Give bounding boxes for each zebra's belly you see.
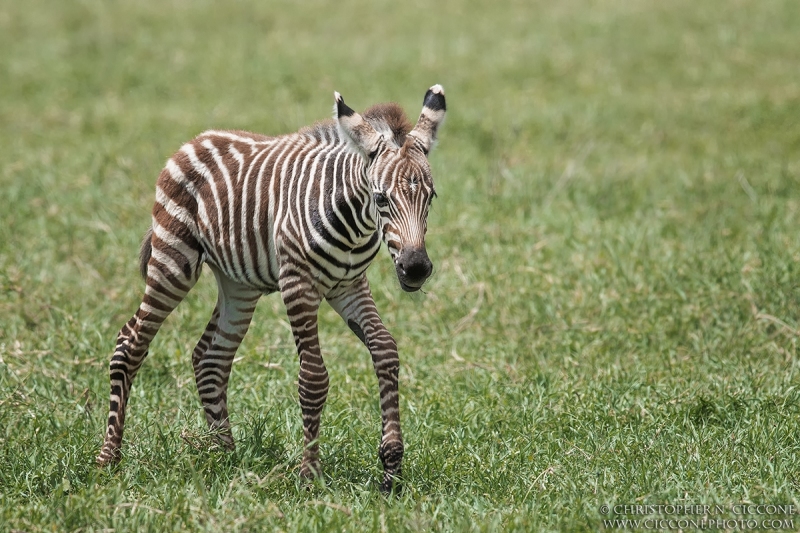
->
[200,237,281,293]
[201,234,380,296]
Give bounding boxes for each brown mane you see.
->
[362,103,413,147]
[300,101,413,149]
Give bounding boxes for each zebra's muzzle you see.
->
[395,247,433,292]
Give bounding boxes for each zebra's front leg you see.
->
[280,273,327,479]
[328,276,403,493]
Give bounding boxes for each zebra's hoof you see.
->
[214,434,236,452]
[380,475,402,496]
[300,464,324,492]
[96,447,121,467]
[299,462,323,481]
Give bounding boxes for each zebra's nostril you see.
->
[404,261,430,280]
[396,248,432,283]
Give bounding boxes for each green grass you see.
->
[2,0,800,530]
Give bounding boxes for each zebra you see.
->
[96,85,446,493]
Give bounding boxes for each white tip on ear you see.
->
[430,84,445,95]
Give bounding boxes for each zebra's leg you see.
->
[328,276,403,494]
[191,270,261,449]
[97,234,201,466]
[279,269,326,479]
[191,305,220,380]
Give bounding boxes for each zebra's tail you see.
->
[139,227,153,280]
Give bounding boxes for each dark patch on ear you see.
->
[336,95,355,118]
[423,89,446,112]
[347,319,367,345]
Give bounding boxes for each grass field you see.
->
[2,0,800,530]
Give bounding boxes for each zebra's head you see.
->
[335,85,446,292]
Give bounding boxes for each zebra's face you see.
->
[335,84,446,293]
[371,147,436,292]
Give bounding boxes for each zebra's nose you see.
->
[396,247,433,289]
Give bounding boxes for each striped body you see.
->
[98,86,447,493]
[157,127,381,294]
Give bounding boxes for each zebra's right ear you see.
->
[334,92,382,159]
[405,84,446,155]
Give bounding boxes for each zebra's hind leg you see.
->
[97,233,201,466]
[191,269,261,449]
[328,276,403,494]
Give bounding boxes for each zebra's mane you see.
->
[362,103,413,148]
[302,102,413,149]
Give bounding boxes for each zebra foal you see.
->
[97,85,447,492]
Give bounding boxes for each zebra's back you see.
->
[152,127,380,295]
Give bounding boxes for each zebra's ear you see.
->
[405,84,446,155]
[334,92,382,159]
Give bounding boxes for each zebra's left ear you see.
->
[334,92,382,159]
[405,84,446,155]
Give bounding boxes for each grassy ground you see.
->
[2,0,800,530]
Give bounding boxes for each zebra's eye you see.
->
[374,192,389,208]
